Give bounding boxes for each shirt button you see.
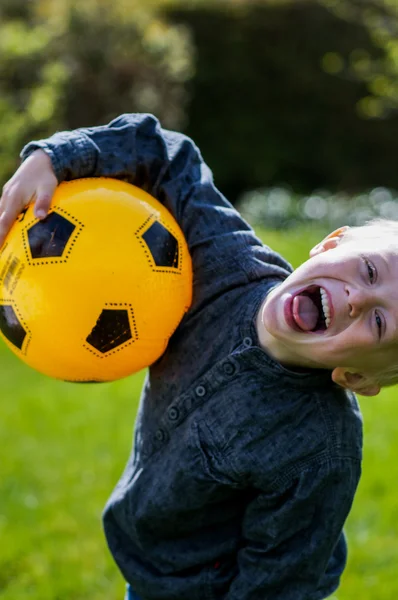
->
[168,406,180,421]
[195,385,206,397]
[243,337,253,347]
[222,362,235,376]
[155,429,166,442]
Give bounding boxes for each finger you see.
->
[0,184,25,246]
[0,183,24,220]
[0,210,18,247]
[0,185,11,218]
[34,183,57,219]
[0,197,6,219]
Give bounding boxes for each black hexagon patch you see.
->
[86,309,132,353]
[142,221,179,268]
[0,304,27,349]
[28,212,76,259]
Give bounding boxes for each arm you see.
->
[19,113,255,260]
[225,458,360,600]
[2,113,245,254]
[1,113,291,299]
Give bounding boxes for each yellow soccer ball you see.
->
[0,178,192,382]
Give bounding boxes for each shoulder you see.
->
[198,372,362,488]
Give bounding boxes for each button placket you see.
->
[155,429,166,442]
[167,406,180,421]
[243,336,253,348]
[195,385,206,397]
[222,361,236,376]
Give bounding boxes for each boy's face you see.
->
[258,226,398,395]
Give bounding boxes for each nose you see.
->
[346,285,375,317]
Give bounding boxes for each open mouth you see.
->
[289,285,332,333]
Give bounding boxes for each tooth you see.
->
[320,288,331,328]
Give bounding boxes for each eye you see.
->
[363,257,377,284]
[375,311,383,339]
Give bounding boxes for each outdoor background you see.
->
[1,0,398,598]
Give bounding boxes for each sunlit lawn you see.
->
[0,224,397,599]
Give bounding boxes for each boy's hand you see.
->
[0,149,57,247]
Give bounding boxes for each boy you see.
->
[2,112,394,599]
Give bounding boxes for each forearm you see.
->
[19,113,290,305]
[21,113,257,263]
[21,113,196,199]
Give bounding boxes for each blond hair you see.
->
[349,218,398,388]
[349,218,398,241]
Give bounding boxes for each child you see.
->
[3,112,396,599]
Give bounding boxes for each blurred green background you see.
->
[2,0,398,598]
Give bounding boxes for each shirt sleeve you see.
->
[21,113,292,306]
[225,458,360,600]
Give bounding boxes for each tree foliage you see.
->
[2,0,398,198]
[0,0,193,184]
[171,0,398,200]
[319,0,398,117]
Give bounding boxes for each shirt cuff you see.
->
[20,131,97,182]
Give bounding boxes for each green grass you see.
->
[0,352,144,599]
[1,224,397,599]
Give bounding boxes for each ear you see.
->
[310,226,350,258]
[331,367,380,397]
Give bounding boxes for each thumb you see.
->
[34,182,57,219]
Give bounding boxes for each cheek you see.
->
[321,332,370,364]
[334,339,376,370]
[293,253,348,281]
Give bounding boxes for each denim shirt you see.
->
[22,114,363,600]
